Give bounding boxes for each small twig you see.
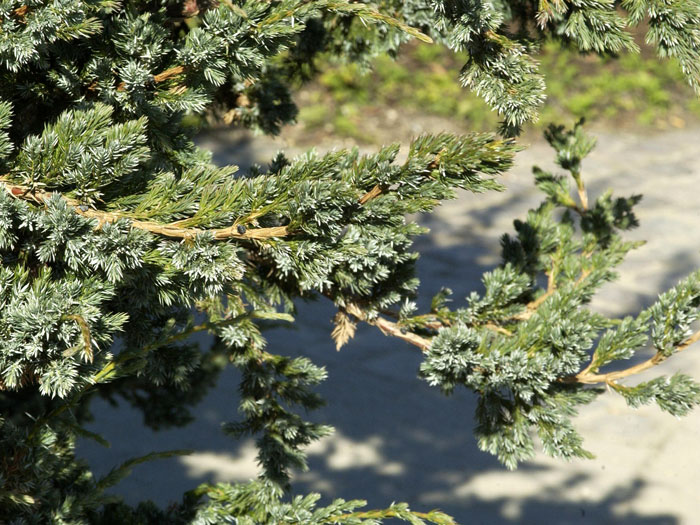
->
[483,322,513,336]
[528,269,557,310]
[358,184,383,204]
[358,149,446,205]
[572,171,589,211]
[576,188,588,212]
[86,65,187,92]
[426,147,447,171]
[511,261,590,322]
[327,509,447,523]
[62,314,94,363]
[346,304,432,352]
[573,267,591,287]
[116,65,186,92]
[423,319,447,330]
[567,329,700,385]
[392,311,451,331]
[510,278,555,321]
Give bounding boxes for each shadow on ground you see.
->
[77,126,700,524]
[77,237,689,524]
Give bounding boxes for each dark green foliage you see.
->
[222,352,333,488]
[1,0,700,522]
[13,104,149,203]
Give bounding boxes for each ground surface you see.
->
[78,124,700,524]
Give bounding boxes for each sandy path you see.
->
[78,127,700,524]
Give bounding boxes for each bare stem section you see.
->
[346,304,432,352]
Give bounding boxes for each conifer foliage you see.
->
[1,0,700,522]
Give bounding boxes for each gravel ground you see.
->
[78,126,700,524]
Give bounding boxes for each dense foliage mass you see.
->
[1,0,700,523]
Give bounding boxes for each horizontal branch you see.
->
[1,180,288,240]
[2,163,407,240]
[483,322,513,336]
[356,149,446,205]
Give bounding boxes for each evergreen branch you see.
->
[263,0,432,43]
[2,136,454,242]
[536,0,567,28]
[87,65,188,93]
[1,180,290,240]
[569,329,700,385]
[509,291,553,322]
[95,449,192,491]
[395,311,511,337]
[380,309,506,337]
[27,310,290,442]
[4,0,700,514]
[357,148,447,205]
[511,265,591,322]
[531,264,558,310]
[92,310,293,384]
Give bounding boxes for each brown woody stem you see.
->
[116,65,186,91]
[62,314,94,363]
[572,171,589,211]
[358,184,382,204]
[567,329,700,385]
[346,304,432,352]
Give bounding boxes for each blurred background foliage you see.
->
[291,38,700,144]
